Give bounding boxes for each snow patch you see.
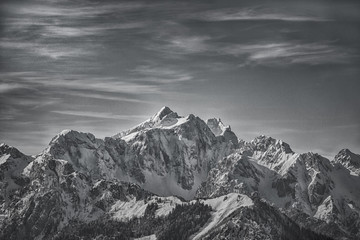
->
[193,193,253,239]
[0,154,10,165]
[134,234,157,240]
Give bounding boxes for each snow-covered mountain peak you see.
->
[46,130,102,174]
[145,106,180,126]
[0,143,33,206]
[49,129,97,146]
[0,143,27,160]
[298,152,333,173]
[248,135,293,154]
[206,118,228,136]
[113,107,183,138]
[206,118,239,148]
[235,136,297,174]
[335,148,359,163]
[251,135,275,147]
[1,109,360,239]
[151,106,175,121]
[334,148,360,176]
[252,134,274,145]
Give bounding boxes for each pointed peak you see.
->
[56,129,90,137]
[0,143,8,148]
[253,135,274,142]
[206,118,231,136]
[0,143,16,151]
[335,148,359,160]
[206,118,227,128]
[251,135,293,154]
[152,106,175,121]
[334,148,360,174]
[206,118,223,125]
[54,129,80,138]
[59,129,73,136]
[187,113,196,120]
[50,129,96,145]
[0,143,26,159]
[0,143,12,152]
[338,148,353,155]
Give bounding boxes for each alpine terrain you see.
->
[0,107,359,240]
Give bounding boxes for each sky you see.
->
[0,0,359,158]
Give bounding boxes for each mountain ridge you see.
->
[0,107,359,240]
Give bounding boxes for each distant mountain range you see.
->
[1,107,359,240]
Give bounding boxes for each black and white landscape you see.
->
[1,107,360,239]
[1,0,360,239]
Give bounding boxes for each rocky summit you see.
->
[0,107,359,240]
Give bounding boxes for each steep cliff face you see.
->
[197,195,333,240]
[1,146,154,239]
[197,136,360,239]
[43,107,233,200]
[0,107,359,240]
[0,144,33,215]
[206,118,239,148]
[334,149,360,176]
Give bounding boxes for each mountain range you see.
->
[1,107,359,240]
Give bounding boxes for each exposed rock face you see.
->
[0,144,32,211]
[334,148,360,176]
[0,108,359,240]
[206,118,239,148]
[1,147,154,239]
[197,136,360,239]
[199,196,333,240]
[42,107,234,200]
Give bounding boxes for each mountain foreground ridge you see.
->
[0,106,359,240]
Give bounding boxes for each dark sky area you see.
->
[0,0,359,157]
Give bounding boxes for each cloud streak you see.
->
[1,73,163,95]
[131,65,195,83]
[43,23,148,38]
[221,42,355,66]
[52,110,148,120]
[0,41,94,59]
[11,2,145,18]
[62,92,148,103]
[192,8,331,22]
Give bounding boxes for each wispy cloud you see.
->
[1,1,149,61]
[5,73,162,94]
[145,34,214,59]
[193,8,331,22]
[52,110,148,120]
[162,36,210,54]
[0,41,93,59]
[0,83,30,93]
[41,22,149,38]
[62,91,148,103]
[131,65,194,83]
[141,20,211,57]
[221,42,354,66]
[12,2,145,18]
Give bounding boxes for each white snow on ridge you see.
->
[134,235,157,240]
[109,192,254,240]
[160,116,188,129]
[206,118,228,136]
[193,193,253,240]
[110,196,182,221]
[0,154,10,165]
[60,129,72,136]
[120,115,189,141]
[120,131,139,142]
